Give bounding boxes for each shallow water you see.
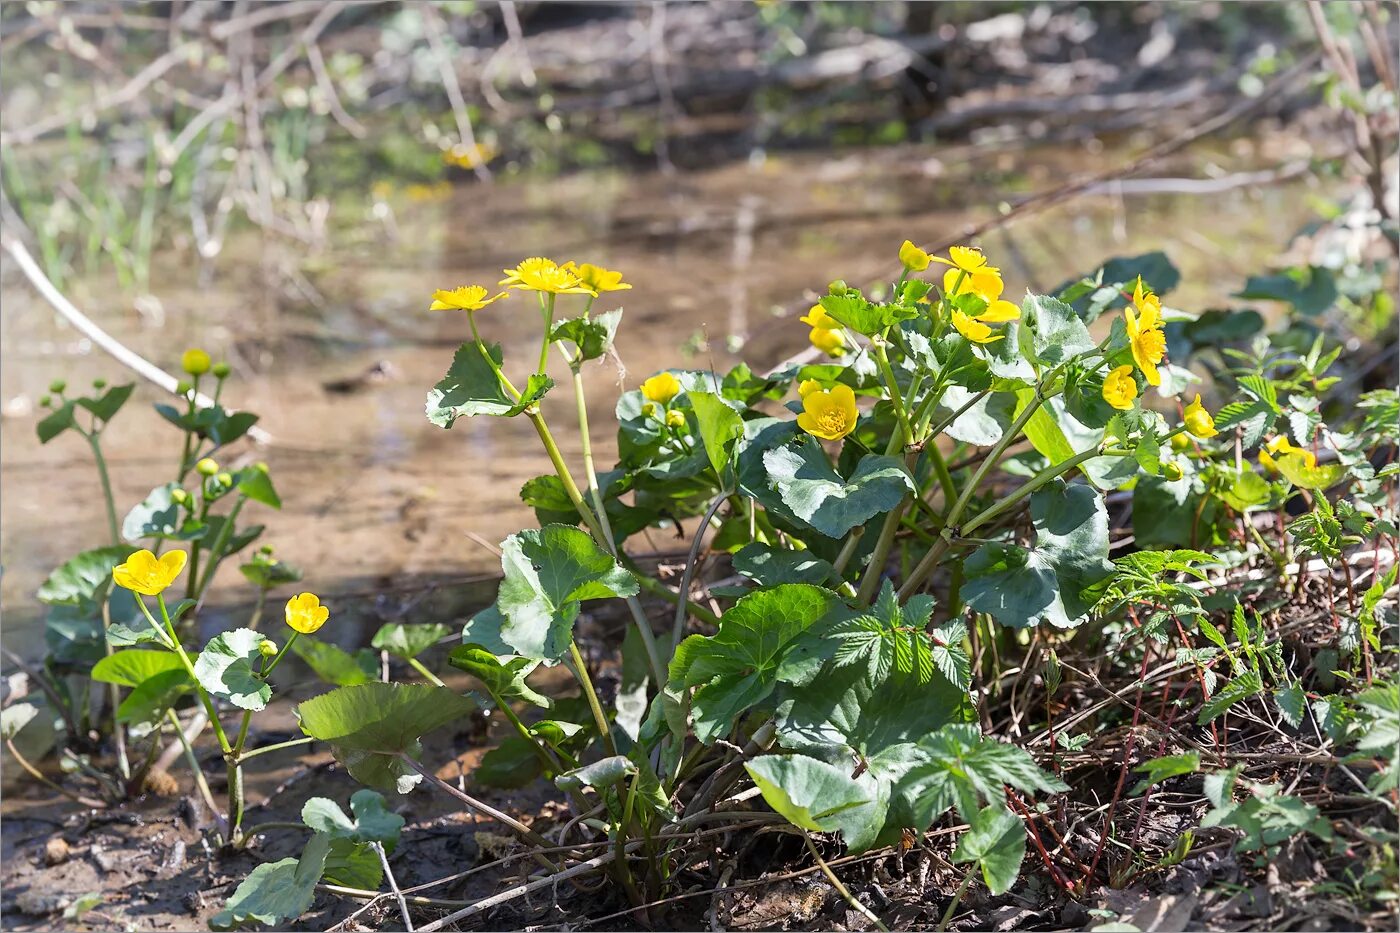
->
[0,128,1326,658]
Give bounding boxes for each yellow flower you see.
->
[797,384,858,440]
[641,373,681,404]
[429,285,507,312]
[1102,365,1138,411]
[182,349,211,376]
[1183,395,1218,439]
[572,263,631,293]
[800,304,839,329]
[951,309,1003,344]
[942,265,1007,302]
[809,326,848,357]
[1125,278,1166,386]
[933,245,992,273]
[1259,436,1316,473]
[899,239,931,272]
[113,549,187,597]
[798,378,824,398]
[500,258,597,296]
[442,141,498,169]
[285,592,329,635]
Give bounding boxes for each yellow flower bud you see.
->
[641,402,658,418]
[216,471,233,487]
[666,409,686,429]
[182,349,212,376]
[258,639,278,658]
[196,458,219,477]
[1170,432,1191,452]
[1163,462,1185,481]
[809,326,847,357]
[798,379,824,398]
[1183,395,1218,439]
[899,239,931,271]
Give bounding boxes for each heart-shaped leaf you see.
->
[122,484,188,542]
[962,481,1115,629]
[447,644,551,708]
[495,525,637,661]
[426,341,552,427]
[37,546,135,607]
[953,805,1026,896]
[746,754,871,833]
[292,637,376,686]
[763,440,913,538]
[670,584,844,744]
[371,622,451,660]
[302,789,404,850]
[210,831,330,930]
[194,628,272,711]
[90,649,183,687]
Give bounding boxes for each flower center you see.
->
[817,409,848,434]
[1138,328,1166,362]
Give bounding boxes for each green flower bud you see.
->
[1169,432,1190,452]
[1163,462,1185,481]
[181,348,212,376]
[171,488,192,506]
[176,380,193,396]
[641,402,658,418]
[212,362,232,379]
[48,379,66,394]
[196,458,219,477]
[92,378,107,390]
[259,544,275,556]
[216,471,233,487]
[39,395,52,408]
[258,639,278,658]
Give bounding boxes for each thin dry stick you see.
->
[420,4,493,183]
[671,491,727,648]
[0,235,272,443]
[401,755,558,865]
[374,841,414,932]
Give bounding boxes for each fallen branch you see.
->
[0,235,272,444]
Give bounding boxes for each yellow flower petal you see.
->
[799,304,838,330]
[951,309,1003,344]
[798,379,824,398]
[641,373,681,404]
[798,384,858,440]
[809,326,848,357]
[1102,365,1137,411]
[429,285,506,312]
[977,299,1021,323]
[899,239,931,272]
[575,263,631,292]
[1183,395,1218,439]
[499,257,597,296]
[933,245,991,273]
[942,266,1005,303]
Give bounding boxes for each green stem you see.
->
[944,389,1046,529]
[237,736,315,762]
[166,709,226,840]
[469,311,522,400]
[195,495,246,600]
[857,498,909,604]
[148,595,230,753]
[538,294,556,375]
[568,640,618,757]
[927,443,958,510]
[492,692,561,774]
[247,589,267,631]
[937,864,977,932]
[261,630,299,680]
[961,447,1131,536]
[829,526,864,581]
[84,430,120,545]
[407,656,446,687]
[803,831,890,932]
[873,339,914,450]
[527,411,607,542]
[633,570,721,627]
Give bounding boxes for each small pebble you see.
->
[43,837,70,866]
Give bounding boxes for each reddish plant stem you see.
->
[1006,790,1077,893]
[1081,614,1151,888]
